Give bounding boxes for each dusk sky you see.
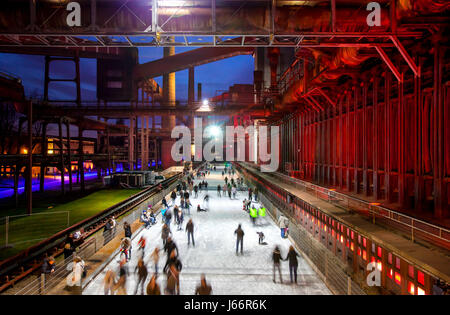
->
[0,47,255,102]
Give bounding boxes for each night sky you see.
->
[0,47,254,102]
[0,47,254,136]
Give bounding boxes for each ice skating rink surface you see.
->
[83,168,331,295]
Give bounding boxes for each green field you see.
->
[0,188,142,261]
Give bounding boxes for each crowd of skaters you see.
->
[93,163,301,294]
[100,166,215,295]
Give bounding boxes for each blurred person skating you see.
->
[163,251,182,295]
[217,184,221,197]
[65,255,85,295]
[120,237,132,262]
[195,274,212,295]
[164,236,178,258]
[146,274,161,295]
[104,270,116,295]
[134,257,148,295]
[114,258,128,295]
[150,247,160,274]
[161,223,171,246]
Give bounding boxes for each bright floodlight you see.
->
[208,125,221,137]
[203,99,209,106]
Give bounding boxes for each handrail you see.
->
[239,162,450,249]
[0,173,182,292]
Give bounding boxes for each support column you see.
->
[129,117,135,170]
[385,71,392,202]
[141,116,146,170]
[27,101,33,215]
[39,122,47,193]
[432,39,446,218]
[188,67,195,105]
[58,119,65,195]
[66,121,73,191]
[78,126,85,192]
[373,75,380,199]
[161,44,176,169]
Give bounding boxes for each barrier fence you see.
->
[12,179,181,295]
[238,166,366,295]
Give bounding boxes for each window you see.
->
[395,272,402,285]
[363,237,367,248]
[408,265,415,279]
[388,253,392,265]
[417,271,425,286]
[377,246,382,258]
[358,235,361,244]
[362,250,367,260]
[408,282,415,295]
[388,268,393,279]
[417,287,425,295]
[395,257,401,269]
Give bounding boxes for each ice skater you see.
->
[234,224,245,255]
[134,257,148,295]
[272,246,283,283]
[286,245,300,284]
[186,218,195,247]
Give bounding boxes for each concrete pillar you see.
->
[78,127,85,192]
[161,44,176,169]
[66,121,73,192]
[129,117,135,170]
[39,122,47,193]
[197,83,202,101]
[188,67,195,105]
[140,116,146,170]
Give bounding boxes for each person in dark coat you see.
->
[186,219,195,247]
[195,274,212,295]
[124,222,132,238]
[161,223,171,246]
[164,236,178,258]
[272,246,283,283]
[162,196,168,208]
[193,185,198,198]
[234,224,245,255]
[285,245,300,284]
[171,190,177,205]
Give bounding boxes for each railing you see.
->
[12,176,182,295]
[258,192,365,295]
[0,173,182,293]
[273,170,450,250]
[242,162,450,251]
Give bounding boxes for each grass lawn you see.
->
[0,188,142,261]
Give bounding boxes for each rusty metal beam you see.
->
[390,35,420,77]
[375,46,403,82]
[133,46,254,80]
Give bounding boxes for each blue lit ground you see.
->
[0,171,99,199]
[83,168,331,295]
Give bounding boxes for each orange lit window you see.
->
[417,271,425,286]
[346,240,350,248]
[388,268,393,279]
[362,250,367,260]
[340,235,344,243]
[358,248,361,256]
[377,260,383,271]
[324,225,327,232]
[351,242,354,251]
[417,287,425,295]
[395,272,402,285]
[408,282,415,295]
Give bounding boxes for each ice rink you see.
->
[83,169,331,295]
